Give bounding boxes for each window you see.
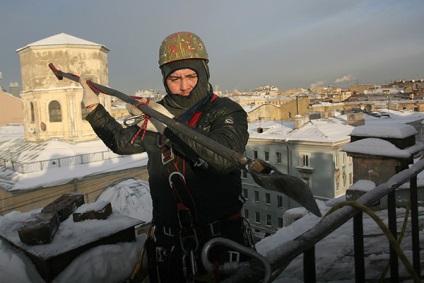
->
[29,102,35,122]
[276,152,282,164]
[278,217,284,228]
[301,154,309,167]
[241,169,248,179]
[255,212,260,223]
[266,214,271,226]
[244,209,249,219]
[264,151,269,162]
[253,150,258,159]
[335,154,339,168]
[49,100,62,122]
[265,193,270,205]
[254,191,259,202]
[343,172,346,187]
[243,188,248,199]
[277,195,283,208]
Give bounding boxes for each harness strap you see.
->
[129,98,151,143]
[156,212,242,238]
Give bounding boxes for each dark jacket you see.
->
[86,95,249,228]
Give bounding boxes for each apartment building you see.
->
[241,115,354,238]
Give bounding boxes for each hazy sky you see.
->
[1,0,423,95]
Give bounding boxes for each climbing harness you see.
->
[129,92,257,282]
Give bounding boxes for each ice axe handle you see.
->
[48,63,136,104]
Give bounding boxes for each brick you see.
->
[42,193,85,222]
[18,212,59,245]
[73,201,112,222]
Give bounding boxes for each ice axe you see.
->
[48,63,321,217]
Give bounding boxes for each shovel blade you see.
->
[248,159,321,217]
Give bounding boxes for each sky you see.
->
[1,0,424,96]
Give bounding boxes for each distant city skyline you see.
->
[1,0,423,96]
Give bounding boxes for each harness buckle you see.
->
[208,222,222,237]
[228,251,240,263]
[161,146,174,164]
[162,226,174,237]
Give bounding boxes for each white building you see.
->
[242,115,354,237]
[16,33,111,142]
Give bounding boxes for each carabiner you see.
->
[124,114,145,127]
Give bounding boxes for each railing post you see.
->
[410,175,421,276]
[73,178,78,193]
[303,246,316,283]
[353,212,365,282]
[387,190,399,282]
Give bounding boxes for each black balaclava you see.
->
[160,59,212,119]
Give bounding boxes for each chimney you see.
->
[9,82,19,97]
[294,115,309,129]
[347,112,365,126]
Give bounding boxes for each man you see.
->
[80,31,250,282]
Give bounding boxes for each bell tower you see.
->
[17,33,111,142]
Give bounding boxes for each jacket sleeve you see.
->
[164,98,249,175]
[85,104,145,155]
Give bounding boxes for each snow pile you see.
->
[97,178,152,222]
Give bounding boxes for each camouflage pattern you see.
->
[159,32,208,66]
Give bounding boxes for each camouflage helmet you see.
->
[159,31,208,66]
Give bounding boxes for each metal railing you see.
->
[0,150,121,174]
[223,158,424,282]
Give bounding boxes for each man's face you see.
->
[166,68,198,96]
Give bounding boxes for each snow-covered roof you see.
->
[0,125,147,191]
[351,123,417,139]
[16,33,109,52]
[248,118,354,143]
